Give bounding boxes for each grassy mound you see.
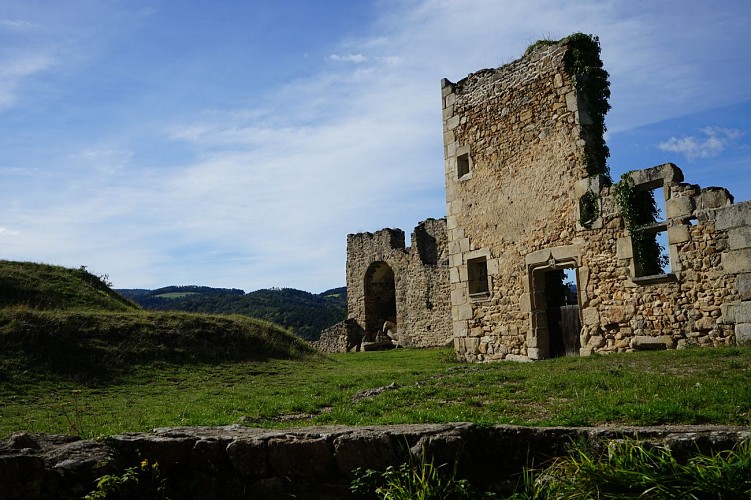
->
[0,260,136,311]
[0,261,315,383]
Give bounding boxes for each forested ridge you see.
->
[118,286,347,341]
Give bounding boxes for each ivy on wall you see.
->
[613,174,669,276]
[578,189,600,229]
[564,33,612,181]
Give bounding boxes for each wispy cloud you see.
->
[327,53,367,63]
[0,19,36,30]
[0,53,55,110]
[1,0,749,291]
[73,147,134,174]
[658,127,743,160]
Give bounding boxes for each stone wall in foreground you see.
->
[2,424,748,499]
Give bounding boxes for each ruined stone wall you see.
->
[4,425,747,499]
[342,219,451,350]
[346,228,407,338]
[443,40,593,361]
[575,164,751,354]
[442,37,751,362]
[404,218,452,347]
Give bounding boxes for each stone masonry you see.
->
[3,424,747,499]
[317,218,452,352]
[327,34,751,361]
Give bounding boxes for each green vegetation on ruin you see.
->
[614,173,670,275]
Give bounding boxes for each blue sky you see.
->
[1,0,749,292]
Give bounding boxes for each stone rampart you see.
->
[2,424,747,499]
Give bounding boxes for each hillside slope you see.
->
[0,260,137,311]
[0,261,315,381]
[122,286,347,341]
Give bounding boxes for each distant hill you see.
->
[0,261,314,381]
[119,286,347,341]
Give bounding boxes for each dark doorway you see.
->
[544,268,580,358]
[363,262,396,340]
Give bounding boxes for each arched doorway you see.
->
[363,261,397,340]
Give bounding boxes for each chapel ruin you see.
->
[316,34,751,360]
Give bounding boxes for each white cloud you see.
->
[0,227,21,237]
[327,53,367,63]
[658,128,743,160]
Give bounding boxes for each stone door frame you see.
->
[522,245,582,360]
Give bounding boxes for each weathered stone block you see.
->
[630,336,674,350]
[227,439,268,477]
[736,274,751,301]
[450,286,465,306]
[735,324,751,346]
[604,305,633,324]
[628,163,682,188]
[722,249,751,274]
[668,225,690,245]
[268,437,334,479]
[715,201,751,231]
[695,316,716,331]
[487,258,499,275]
[728,227,751,250]
[565,91,577,111]
[449,267,460,284]
[589,335,605,348]
[519,293,531,313]
[457,303,472,321]
[334,433,400,476]
[582,307,600,326]
[666,196,693,218]
[697,187,733,210]
[616,237,633,259]
[446,115,461,130]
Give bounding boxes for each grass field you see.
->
[2,346,749,439]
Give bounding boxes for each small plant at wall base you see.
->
[85,459,168,500]
[350,450,493,499]
[614,174,669,276]
[564,33,612,181]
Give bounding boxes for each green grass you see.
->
[2,347,749,439]
[0,260,136,311]
[1,260,749,441]
[517,437,751,498]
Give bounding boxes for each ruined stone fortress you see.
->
[316,34,751,361]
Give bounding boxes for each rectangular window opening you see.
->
[634,226,670,277]
[467,256,489,297]
[457,153,470,178]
